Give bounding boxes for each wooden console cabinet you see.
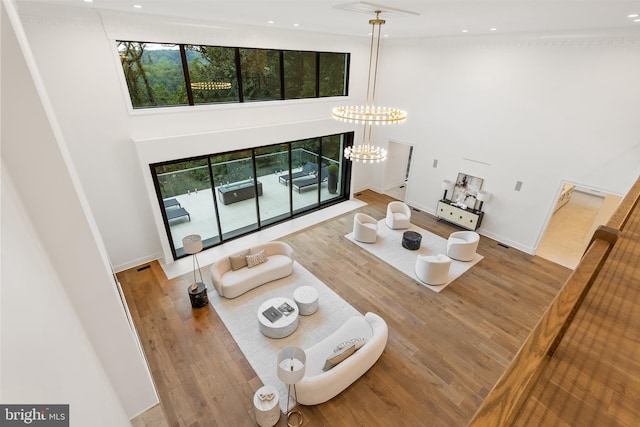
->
[436,200,484,231]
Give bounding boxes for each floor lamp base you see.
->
[286,410,303,427]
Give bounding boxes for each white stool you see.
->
[293,286,319,315]
[253,385,280,427]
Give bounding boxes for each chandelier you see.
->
[334,10,407,163]
[190,81,232,90]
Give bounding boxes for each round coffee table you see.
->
[402,230,422,250]
[258,297,299,338]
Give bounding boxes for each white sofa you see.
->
[209,241,294,299]
[296,312,388,406]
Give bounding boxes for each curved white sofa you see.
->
[209,241,294,299]
[296,312,388,406]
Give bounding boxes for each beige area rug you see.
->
[345,220,483,292]
[208,262,360,412]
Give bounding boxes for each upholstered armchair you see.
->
[385,201,411,230]
[353,213,378,243]
[415,254,452,286]
[446,231,480,262]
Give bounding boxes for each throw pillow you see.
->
[229,250,250,271]
[333,337,366,353]
[246,249,268,268]
[323,343,356,371]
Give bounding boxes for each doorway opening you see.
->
[536,182,622,269]
[383,141,413,201]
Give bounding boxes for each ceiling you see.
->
[18,1,640,39]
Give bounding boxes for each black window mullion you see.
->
[315,52,320,98]
[279,50,285,100]
[208,157,224,241]
[251,149,261,228]
[288,143,293,216]
[179,45,194,105]
[235,47,244,103]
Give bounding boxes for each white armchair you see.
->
[415,254,451,286]
[353,213,378,243]
[446,231,480,262]
[385,201,411,230]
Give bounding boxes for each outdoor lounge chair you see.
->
[278,161,317,185]
[166,207,190,222]
[163,198,181,209]
[292,168,329,193]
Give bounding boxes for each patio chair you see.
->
[279,161,318,185]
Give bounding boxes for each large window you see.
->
[117,41,349,108]
[186,45,239,104]
[151,133,353,259]
[118,42,188,108]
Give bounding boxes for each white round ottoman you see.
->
[253,385,280,427]
[293,286,319,316]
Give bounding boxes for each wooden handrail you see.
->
[468,176,640,427]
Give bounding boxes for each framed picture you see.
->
[451,172,484,210]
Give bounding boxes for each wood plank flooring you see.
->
[120,190,570,426]
[513,191,640,426]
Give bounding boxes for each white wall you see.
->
[1,169,132,426]
[16,4,368,270]
[14,3,640,262]
[374,34,640,253]
[2,0,157,418]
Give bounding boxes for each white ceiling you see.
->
[18,1,640,38]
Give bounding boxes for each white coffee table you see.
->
[258,297,299,338]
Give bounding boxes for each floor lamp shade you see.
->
[183,234,203,254]
[277,346,306,385]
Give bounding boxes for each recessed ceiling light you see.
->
[83,0,93,3]
[490,28,497,31]
[628,14,639,18]
[635,18,640,22]
[133,4,142,9]
[268,20,275,24]
[293,23,299,27]
[462,29,468,33]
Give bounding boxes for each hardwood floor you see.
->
[513,189,640,426]
[120,190,570,426]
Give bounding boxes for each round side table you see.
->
[293,286,319,315]
[253,385,280,427]
[402,230,422,250]
[188,282,208,308]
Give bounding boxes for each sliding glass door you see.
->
[255,144,290,227]
[211,149,259,240]
[151,132,353,260]
[153,158,218,257]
